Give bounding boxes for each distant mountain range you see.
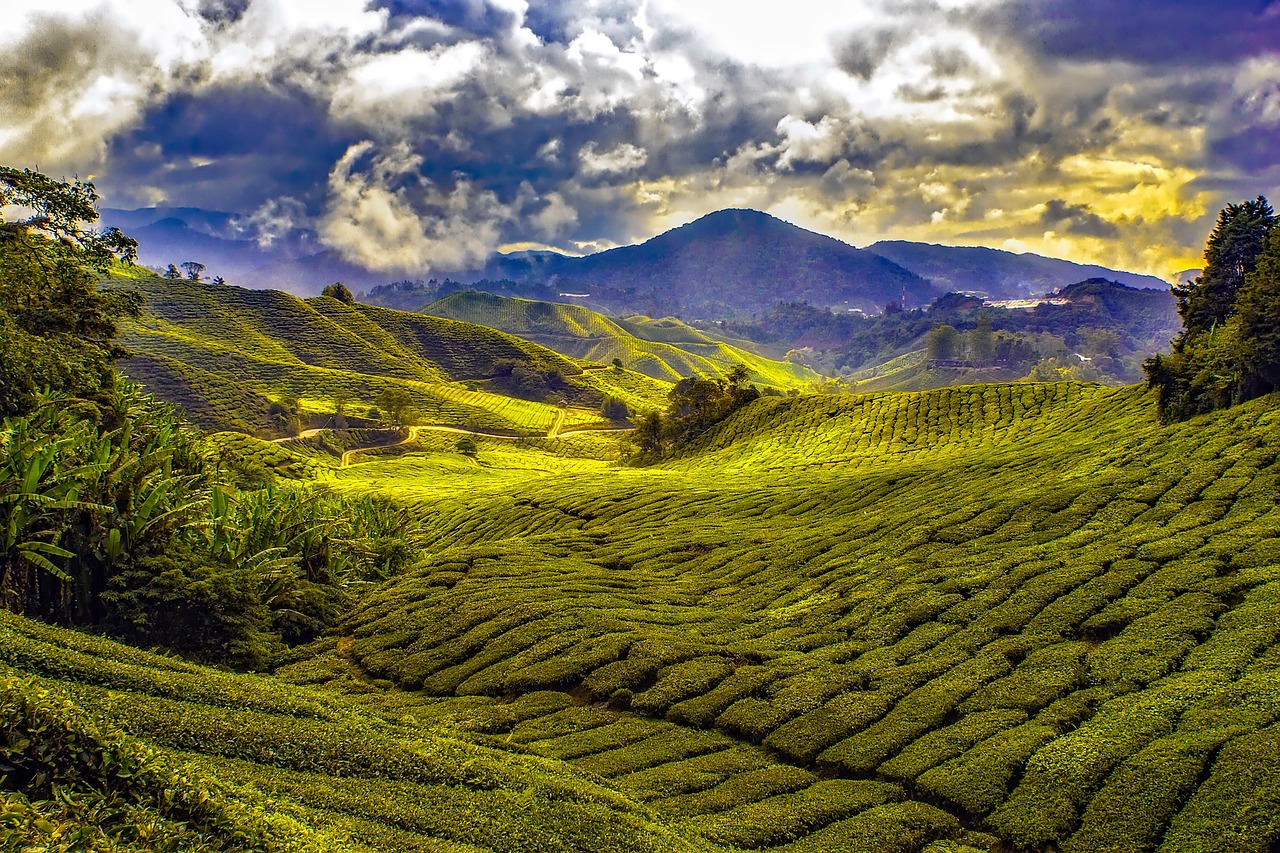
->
[103,206,1172,316]
[868,240,1169,296]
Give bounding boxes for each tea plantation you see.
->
[5,379,1278,851]
[304,381,1280,852]
[117,279,675,435]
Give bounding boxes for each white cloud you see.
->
[579,142,649,176]
[331,42,488,126]
[320,140,517,272]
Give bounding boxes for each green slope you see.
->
[0,612,706,853]
[119,278,639,436]
[307,382,1280,853]
[425,291,819,389]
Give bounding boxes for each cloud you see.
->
[1038,199,1119,238]
[2,0,1276,281]
[320,140,518,272]
[236,196,310,247]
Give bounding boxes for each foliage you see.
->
[0,672,270,852]
[374,388,413,427]
[624,365,759,462]
[319,282,354,304]
[1146,197,1279,420]
[0,170,143,417]
[601,395,630,421]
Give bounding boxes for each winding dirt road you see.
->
[274,419,633,468]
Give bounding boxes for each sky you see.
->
[3,0,1278,279]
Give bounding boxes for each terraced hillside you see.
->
[0,613,705,853]
[426,291,818,389]
[294,382,1280,853]
[118,278,665,435]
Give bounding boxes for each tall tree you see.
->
[180,261,205,281]
[968,313,996,366]
[1233,229,1280,400]
[1173,197,1275,337]
[1146,196,1277,420]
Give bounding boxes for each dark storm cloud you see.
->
[987,0,1280,66]
[103,86,355,212]
[835,27,904,80]
[1039,199,1119,238]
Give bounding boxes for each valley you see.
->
[2,166,1277,853]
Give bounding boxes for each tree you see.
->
[602,396,630,421]
[612,358,624,370]
[967,313,996,366]
[1233,228,1280,399]
[1173,197,1275,337]
[0,167,137,265]
[212,276,226,286]
[1145,196,1277,420]
[321,282,354,304]
[180,261,205,281]
[164,264,181,280]
[456,437,478,456]
[0,167,142,416]
[925,324,960,361]
[376,387,414,427]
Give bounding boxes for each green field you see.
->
[10,376,1277,851]
[426,291,819,390]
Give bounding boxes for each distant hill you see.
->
[426,290,819,388]
[869,240,1170,297]
[105,205,1176,316]
[118,277,668,435]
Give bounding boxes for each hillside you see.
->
[299,381,1280,853]
[425,290,819,388]
[0,612,703,853]
[6,376,1280,851]
[869,241,1171,297]
[118,278,665,436]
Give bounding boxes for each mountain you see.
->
[426,290,819,388]
[101,207,390,296]
[869,240,1170,297]
[105,205,1176,315]
[472,209,936,317]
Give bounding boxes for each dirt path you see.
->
[548,409,568,438]
[325,420,634,469]
[270,428,326,443]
